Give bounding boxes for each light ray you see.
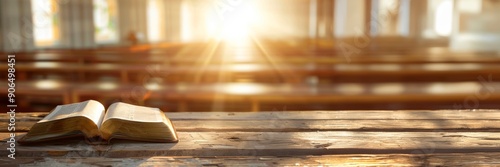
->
[194,39,222,83]
[251,35,302,84]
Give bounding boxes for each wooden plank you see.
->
[58,81,500,104]
[4,153,500,166]
[4,80,500,106]
[11,62,500,73]
[1,131,500,157]
[3,110,500,120]
[164,110,500,120]
[3,119,500,133]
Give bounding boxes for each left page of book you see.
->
[39,100,106,126]
[19,100,106,144]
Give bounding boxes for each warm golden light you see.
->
[145,82,161,91]
[207,1,260,41]
[147,0,162,42]
[335,84,365,95]
[34,62,61,68]
[94,0,119,43]
[97,82,118,90]
[35,80,61,89]
[373,83,404,94]
[426,82,479,94]
[435,0,453,36]
[227,64,261,72]
[231,40,255,62]
[31,0,59,46]
[220,83,267,95]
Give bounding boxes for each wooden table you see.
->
[1,110,500,166]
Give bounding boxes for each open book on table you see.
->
[19,100,178,144]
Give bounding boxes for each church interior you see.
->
[1,0,500,112]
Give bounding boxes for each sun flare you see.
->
[207,1,260,42]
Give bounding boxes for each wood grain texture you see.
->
[3,119,500,133]
[2,110,500,166]
[3,110,500,133]
[3,110,500,120]
[4,153,500,167]
[163,110,500,120]
[1,131,500,157]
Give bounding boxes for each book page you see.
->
[103,102,162,123]
[39,100,105,126]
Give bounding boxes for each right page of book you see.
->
[103,102,163,123]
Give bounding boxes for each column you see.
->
[0,0,35,52]
[59,0,95,49]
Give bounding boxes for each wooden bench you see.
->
[2,110,500,166]
[254,39,500,64]
[5,80,499,112]
[6,41,500,65]
[5,62,500,83]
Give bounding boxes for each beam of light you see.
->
[230,39,255,62]
[227,64,261,72]
[233,50,253,62]
[210,40,229,112]
[221,18,250,41]
[193,40,222,83]
[252,35,301,83]
[206,1,260,42]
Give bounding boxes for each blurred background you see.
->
[1,0,500,112]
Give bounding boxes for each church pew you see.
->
[4,62,500,84]
[0,52,85,63]
[0,62,138,83]
[231,39,500,64]
[8,52,500,65]
[255,37,421,56]
[0,42,208,64]
[0,80,72,112]
[4,80,500,111]
[5,45,500,65]
[34,42,197,55]
[4,81,494,111]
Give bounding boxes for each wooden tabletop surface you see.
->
[1,110,500,166]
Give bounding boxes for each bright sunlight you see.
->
[208,0,260,41]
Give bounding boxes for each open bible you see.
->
[19,100,178,144]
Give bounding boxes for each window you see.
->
[378,0,401,36]
[181,1,192,42]
[93,0,119,43]
[423,0,455,38]
[31,0,60,46]
[374,0,410,36]
[434,0,453,36]
[147,0,164,42]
